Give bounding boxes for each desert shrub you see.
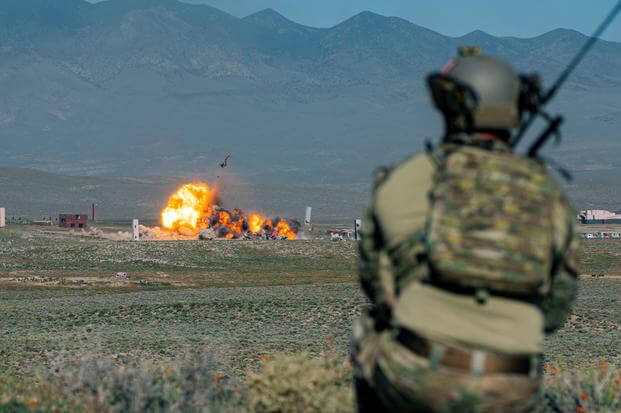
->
[1,353,238,413]
[246,353,354,413]
[4,352,619,412]
[245,354,621,413]
[544,361,621,413]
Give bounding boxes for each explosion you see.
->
[161,182,299,240]
[161,183,216,233]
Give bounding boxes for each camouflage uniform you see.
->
[351,136,580,413]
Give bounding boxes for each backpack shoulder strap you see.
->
[425,140,465,169]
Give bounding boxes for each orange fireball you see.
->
[275,219,296,240]
[248,213,266,233]
[217,210,231,226]
[161,181,298,239]
[161,183,216,232]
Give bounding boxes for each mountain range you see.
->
[1,0,620,195]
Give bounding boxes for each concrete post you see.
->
[132,219,139,241]
[305,207,312,225]
[0,208,5,228]
[354,219,362,241]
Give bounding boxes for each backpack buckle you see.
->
[475,288,490,304]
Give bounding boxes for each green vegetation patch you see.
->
[580,240,621,275]
[0,227,357,287]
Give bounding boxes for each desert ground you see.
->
[0,223,619,412]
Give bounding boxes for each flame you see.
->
[161,182,298,240]
[248,213,265,233]
[217,210,231,226]
[275,219,296,240]
[161,183,216,232]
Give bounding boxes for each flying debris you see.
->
[219,155,230,168]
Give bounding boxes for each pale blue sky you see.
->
[86,0,621,42]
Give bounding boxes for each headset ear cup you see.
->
[428,74,451,113]
[427,73,480,122]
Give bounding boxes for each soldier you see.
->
[352,48,580,413]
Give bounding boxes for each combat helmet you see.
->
[428,47,522,133]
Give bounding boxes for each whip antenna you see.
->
[511,0,621,149]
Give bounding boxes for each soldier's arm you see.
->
[358,205,382,304]
[358,199,395,329]
[541,206,580,334]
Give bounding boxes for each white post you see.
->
[0,208,5,228]
[305,207,312,225]
[132,219,139,241]
[354,219,362,241]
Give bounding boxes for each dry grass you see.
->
[246,353,354,413]
[579,239,621,275]
[0,225,357,289]
[0,228,619,411]
[544,361,621,412]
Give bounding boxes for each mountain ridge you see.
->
[243,8,320,33]
[2,0,618,41]
[1,0,620,187]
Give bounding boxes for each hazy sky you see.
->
[178,0,621,42]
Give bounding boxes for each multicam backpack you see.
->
[425,145,556,296]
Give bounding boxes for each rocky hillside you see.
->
[1,0,620,184]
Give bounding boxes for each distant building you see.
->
[59,214,88,229]
[578,209,621,224]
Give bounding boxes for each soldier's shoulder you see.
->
[371,166,393,191]
[373,153,434,193]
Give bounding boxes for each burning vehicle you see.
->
[161,183,299,240]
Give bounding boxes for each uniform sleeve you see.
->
[358,205,377,302]
[541,200,580,334]
[358,193,396,328]
[358,205,385,303]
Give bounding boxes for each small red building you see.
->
[59,214,88,229]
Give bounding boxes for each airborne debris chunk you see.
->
[219,154,231,168]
